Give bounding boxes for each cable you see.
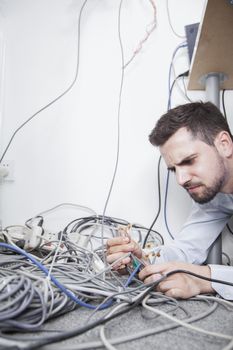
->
[142,295,232,340]
[124,0,157,69]
[101,0,160,255]
[226,223,233,235]
[165,67,190,232]
[167,43,188,110]
[165,0,186,39]
[100,326,117,350]
[196,295,233,310]
[0,242,113,310]
[142,155,162,248]
[164,42,188,238]
[0,0,88,164]
[0,300,219,350]
[222,89,227,120]
[163,170,174,239]
[11,268,233,349]
[100,0,125,264]
[222,338,233,350]
[8,281,162,349]
[144,68,189,245]
[168,70,190,108]
[165,269,233,287]
[222,251,231,266]
[37,203,97,218]
[182,75,192,102]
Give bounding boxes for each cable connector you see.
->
[0,165,9,179]
[143,244,161,264]
[24,225,43,250]
[177,70,189,79]
[92,256,105,273]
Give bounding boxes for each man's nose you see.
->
[176,168,191,187]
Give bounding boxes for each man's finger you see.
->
[164,288,184,299]
[155,279,175,293]
[142,273,163,284]
[106,252,131,265]
[107,236,130,247]
[139,264,166,280]
[107,242,138,255]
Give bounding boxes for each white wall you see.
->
[0,0,232,247]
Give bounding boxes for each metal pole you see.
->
[205,73,222,265]
[205,73,220,107]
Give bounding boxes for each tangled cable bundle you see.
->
[0,204,163,331]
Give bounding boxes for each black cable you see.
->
[25,216,44,229]
[134,225,164,245]
[143,156,162,248]
[12,268,233,350]
[226,223,233,235]
[222,89,227,120]
[100,0,125,262]
[167,68,189,109]
[59,214,164,245]
[176,70,189,79]
[5,276,168,349]
[163,69,190,239]
[0,0,89,164]
[182,75,192,103]
[166,269,233,287]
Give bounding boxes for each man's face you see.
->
[160,127,227,204]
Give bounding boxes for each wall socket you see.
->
[0,160,14,182]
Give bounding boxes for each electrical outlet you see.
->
[0,160,14,182]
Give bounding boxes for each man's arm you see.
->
[106,237,233,300]
[153,195,232,265]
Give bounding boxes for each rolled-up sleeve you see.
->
[209,264,233,300]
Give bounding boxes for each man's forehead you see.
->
[166,127,194,143]
[159,128,200,165]
[160,128,194,152]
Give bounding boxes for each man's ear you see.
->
[214,131,233,157]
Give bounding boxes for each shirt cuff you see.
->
[209,264,233,300]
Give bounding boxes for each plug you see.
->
[24,226,43,250]
[0,165,9,178]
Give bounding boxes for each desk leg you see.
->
[205,72,223,264]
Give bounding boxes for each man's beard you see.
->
[184,158,226,204]
[186,178,224,204]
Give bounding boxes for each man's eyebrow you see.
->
[167,154,197,171]
[177,154,197,166]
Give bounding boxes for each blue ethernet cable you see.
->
[0,242,112,310]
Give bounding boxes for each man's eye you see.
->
[185,159,194,165]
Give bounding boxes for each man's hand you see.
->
[106,236,142,270]
[139,261,214,299]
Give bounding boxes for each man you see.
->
[107,102,233,300]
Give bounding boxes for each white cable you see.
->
[166,0,186,39]
[142,295,232,341]
[124,0,157,68]
[171,64,191,102]
[222,338,233,350]
[47,231,64,280]
[39,302,219,350]
[100,326,117,350]
[37,203,97,218]
[196,295,233,310]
